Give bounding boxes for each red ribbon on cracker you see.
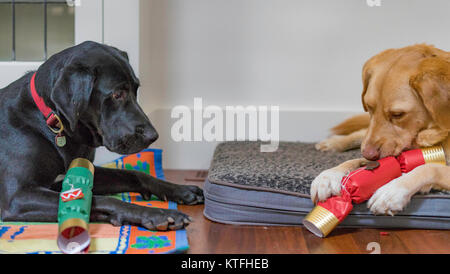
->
[61,188,84,202]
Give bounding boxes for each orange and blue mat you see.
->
[0,149,189,254]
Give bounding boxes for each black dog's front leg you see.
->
[93,166,204,205]
[91,196,192,230]
[3,187,192,230]
[2,187,60,222]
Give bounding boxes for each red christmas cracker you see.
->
[303,145,446,237]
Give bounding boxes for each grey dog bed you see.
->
[203,141,450,230]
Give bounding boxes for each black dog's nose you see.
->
[136,125,159,144]
[146,131,159,143]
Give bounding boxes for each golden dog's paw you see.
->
[315,135,348,152]
[310,169,345,203]
[367,178,412,216]
[416,128,448,148]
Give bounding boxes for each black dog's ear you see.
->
[119,50,129,61]
[51,65,94,132]
[109,46,129,61]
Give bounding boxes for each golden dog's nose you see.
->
[362,146,380,160]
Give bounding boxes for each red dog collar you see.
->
[30,72,64,134]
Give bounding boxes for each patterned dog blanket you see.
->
[0,149,189,254]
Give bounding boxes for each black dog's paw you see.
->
[141,183,204,205]
[110,208,193,231]
[169,185,204,205]
[142,209,193,231]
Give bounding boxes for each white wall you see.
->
[139,0,450,169]
[2,1,450,170]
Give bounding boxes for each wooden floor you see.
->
[166,170,450,254]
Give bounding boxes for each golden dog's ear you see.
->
[361,48,395,111]
[361,60,372,112]
[410,58,450,130]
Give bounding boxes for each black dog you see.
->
[0,41,203,231]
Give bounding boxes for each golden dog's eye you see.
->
[390,112,405,119]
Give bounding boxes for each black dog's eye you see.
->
[112,90,126,100]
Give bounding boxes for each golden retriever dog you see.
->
[311,44,450,215]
